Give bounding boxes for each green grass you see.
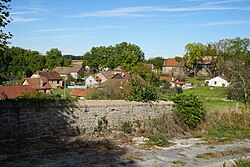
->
[184,87,240,111]
[184,77,211,86]
[52,88,72,96]
[236,159,250,167]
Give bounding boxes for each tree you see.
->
[45,48,71,69]
[0,0,12,50]
[146,56,165,71]
[83,42,145,71]
[183,43,206,77]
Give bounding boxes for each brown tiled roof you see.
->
[164,58,180,67]
[98,79,126,89]
[0,85,34,99]
[70,88,89,97]
[111,73,124,79]
[25,78,52,90]
[100,71,114,79]
[113,66,126,72]
[71,65,84,73]
[53,67,71,75]
[37,70,62,81]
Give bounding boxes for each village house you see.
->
[0,85,34,99]
[162,58,182,76]
[85,75,98,88]
[31,70,62,89]
[23,77,52,93]
[53,65,85,80]
[205,76,230,87]
[70,88,89,99]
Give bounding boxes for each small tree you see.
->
[171,93,205,128]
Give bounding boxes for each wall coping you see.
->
[77,100,173,107]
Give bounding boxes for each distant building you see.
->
[53,65,86,80]
[85,75,98,88]
[205,76,230,87]
[32,70,62,89]
[162,58,183,76]
[0,85,34,99]
[70,88,89,99]
[23,77,52,93]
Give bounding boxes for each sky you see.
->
[5,0,250,59]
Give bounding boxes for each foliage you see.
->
[51,88,72,97]
[45,48,71,70]
[234,158,250,167]
[130,62,160,85]
[0,47,71,84]
[63,54,83,60]
[146,56,165,70]
[121,121,133,134]
[147,133,168,147]
[171,93,205,128]
[0,0,12,50]
[83,42,145,71]
[124,78,159,102]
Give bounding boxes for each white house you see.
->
[85,75,98,88]
[205,76,229,87]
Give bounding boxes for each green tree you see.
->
[45,48,71,69]
[171,93,205,128]
[0,0,12,50]
[146,56,165,71]
[183,43,206,77]
[83,42,145,71]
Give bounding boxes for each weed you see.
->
[121,121,133,134]
[147,133,168,147]
[172,160,186,166]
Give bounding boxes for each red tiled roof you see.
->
[37,70,62,81]
[25,78,52,90]
[0,85,34,99]
[70,88,89,97]
[164,58,180,67]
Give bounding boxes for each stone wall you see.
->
[0,100,173,141]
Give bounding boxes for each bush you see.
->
[147,133,168,147]
[121,121,133,134]
[171,93,205,128]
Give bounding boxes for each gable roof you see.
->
[159,76,178,82]
[0,85,34,99]
[113,66,126,72]
[164,58,180,67]
[25,77,52,90]
[100,71,114,79]
[37,70,62,81]
[70,88,89,97]
[111,73,124,79]
[71,65,84,73]
[53,67,71,75]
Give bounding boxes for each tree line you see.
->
[0,47,71,83]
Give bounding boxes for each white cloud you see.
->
[75,5,238,18]
[199,20,250,27]
[12,17,43,23]
[34,26,127,32]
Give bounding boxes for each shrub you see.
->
[121,121,133,134]
[147,133,168,147]
[171,93,205,128]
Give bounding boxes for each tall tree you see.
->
[0,0,12,50]
[146,56,165,71]
[45,48,71,69]
[83,42,145,71]
[183,43,206,77]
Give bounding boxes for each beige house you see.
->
[53,65,85,80]
[23,77,52,93]
[31,70,62,89]
[162,58,183,76]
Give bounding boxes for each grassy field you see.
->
[184,87,239,111]
[52,88,72,96]
[71,60,83,66]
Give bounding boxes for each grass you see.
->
[184,77,211,86]
[172,160,186,166]
[52,88,72,96]
[235,158,250,167]
[184,87,240,111]
[72,60,83,65]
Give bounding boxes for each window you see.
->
[214,81,217,85]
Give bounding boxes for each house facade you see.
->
[85,75,98,88]
[205,76,229,87]
[162,58,183,76]
[23,77,52,93]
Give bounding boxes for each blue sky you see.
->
[6,0,250,59]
